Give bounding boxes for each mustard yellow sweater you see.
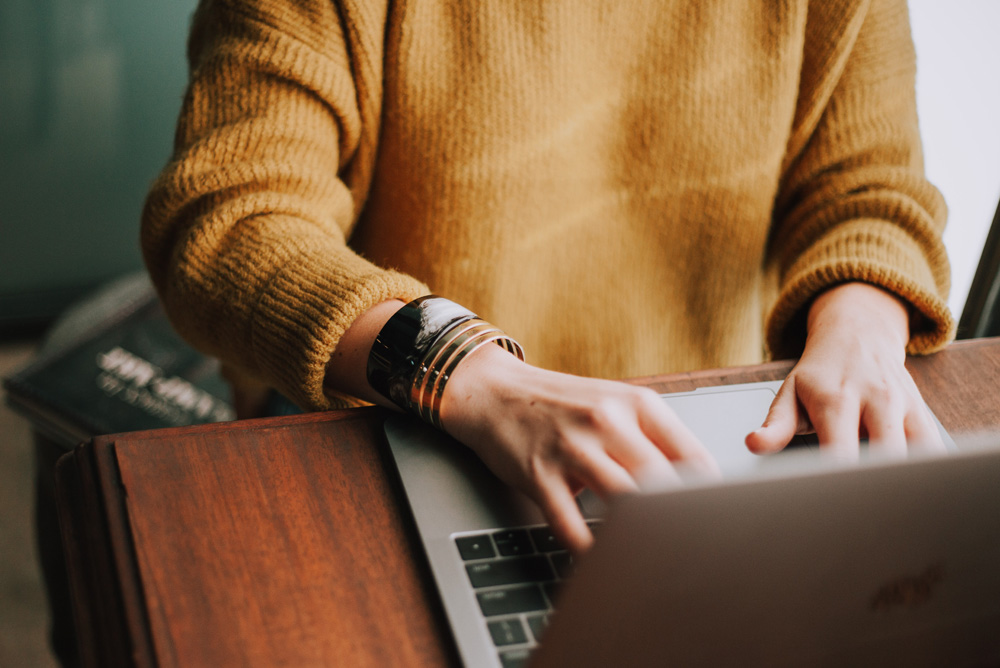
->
[142,0,953,411]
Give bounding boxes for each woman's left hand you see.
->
[745,282,945,458]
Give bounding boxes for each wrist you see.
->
[807,282,909,348]
[439,342,528,431]
[324,299,406,408]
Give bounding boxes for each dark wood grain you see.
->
[57,338,1000,667]
[108,408,459,667]
[904,338,1000,433]
[55,442,121,668]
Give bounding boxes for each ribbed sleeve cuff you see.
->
[766,218,955,360]
[249,245,428,411]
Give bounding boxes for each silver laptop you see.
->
[384,381,1000,667]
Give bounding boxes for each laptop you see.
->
[383,381,1000,667]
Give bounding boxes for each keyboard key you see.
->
[455,535,496,561]
[488,618,528,646]
[499,648,532,668]
[792,433,820,448]
[493,529,534,556]
[529,526,564,553]
[477,585,548,616]
[467,556,555,588]
[526,613,548,642]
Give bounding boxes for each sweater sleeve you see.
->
[765,0,954,360]
[140,0,427,411]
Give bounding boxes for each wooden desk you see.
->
[56,339,1000,667]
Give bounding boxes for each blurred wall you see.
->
[910,0,1000,320]
[0,0,197,333]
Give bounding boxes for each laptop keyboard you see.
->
[453,521,600,668]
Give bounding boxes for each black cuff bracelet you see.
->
[366,296,524,426]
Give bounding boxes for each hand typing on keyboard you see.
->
[324,299,720,555]
[439,344,721,553]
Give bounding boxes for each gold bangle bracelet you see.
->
[421,328,506,426]
[426,333,520,428]
[408,321,523,428]
[408,320,498,419]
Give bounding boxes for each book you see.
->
[3,275,235,449]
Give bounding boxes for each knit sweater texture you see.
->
[142,0,954,411]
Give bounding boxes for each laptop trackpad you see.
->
[662,385,806,478]
[576,384,791,516]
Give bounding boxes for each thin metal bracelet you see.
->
[421,331,523,428]
[408,320,498,416]
[413,324,506,424]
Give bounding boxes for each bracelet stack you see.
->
[367,296,524,428]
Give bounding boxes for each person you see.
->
[142,0,954,553]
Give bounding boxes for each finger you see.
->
[599,419,684,489]
[904,402,947,453]
[635,393,720,477]
[592,405,687,478]
[809,392,861,460]
[566,441,641,500]
[860,400,907,458]
[533,476,593,554]
[746,376,808,454]
[632,460,683,492]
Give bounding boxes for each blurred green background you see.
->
[0,0,197,335]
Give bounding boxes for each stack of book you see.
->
[3,275,234,449]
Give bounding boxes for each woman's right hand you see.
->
[326,299,719,554]
[439,344,720,554]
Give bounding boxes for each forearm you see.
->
[765,0,952,359]
[143,0,428,410]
